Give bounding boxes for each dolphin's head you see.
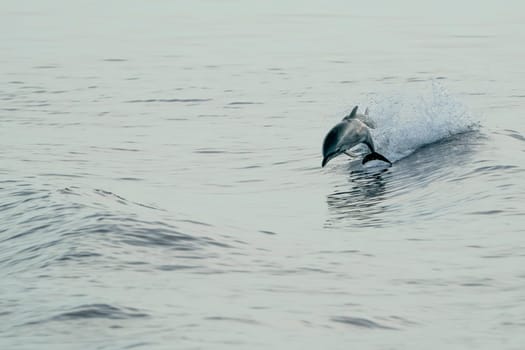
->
[322,106,360,168]
[322,121,348,167]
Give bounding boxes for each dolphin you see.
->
[321,106,392,167]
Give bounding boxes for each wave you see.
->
[0,182,231,274]
[23,304,148,325]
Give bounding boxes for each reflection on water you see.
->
[325,132,482,229]
[326,168,390,228]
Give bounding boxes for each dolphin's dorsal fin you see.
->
[342,105,358,121]
[360,107,376,129]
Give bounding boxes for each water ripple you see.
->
[56,304,148,320]
[204,316,261,325]
[126,98,211,103]
[331,316,398,330]
[28,304,149,324]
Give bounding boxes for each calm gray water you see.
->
[1,1,525,349]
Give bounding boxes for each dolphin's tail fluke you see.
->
[362,152,392,166]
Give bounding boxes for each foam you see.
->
[366,82,479,162]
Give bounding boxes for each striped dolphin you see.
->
[322,106,392,167]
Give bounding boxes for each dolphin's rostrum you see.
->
[322,106,392,167]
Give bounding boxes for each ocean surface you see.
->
[1,1,525,349]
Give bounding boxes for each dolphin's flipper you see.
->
[344,151,359,158]
[362,152,392,166]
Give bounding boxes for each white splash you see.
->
[366,82,479,162]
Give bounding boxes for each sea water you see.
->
[1,1,525,349]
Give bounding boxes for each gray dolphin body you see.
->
[322,106,392,167]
